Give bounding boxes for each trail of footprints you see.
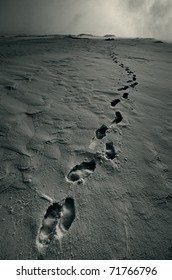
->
[36,48,139,255]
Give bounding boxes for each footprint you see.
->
[37,197,75,251]
[127,80,133,83]
[127,70,133,74]
[113,58,118,63]
[67,160,96,183]
[118,86,129,91]
[5,83,18,90]
[133,75,136,81]
[123,92,129,99]
[96,124,108,139]
[105,142,116,160]
[55,198,75,240]
[112,111,123,124]
[130,82,138,88]
[37,202,61,248]
[111,99,120,107]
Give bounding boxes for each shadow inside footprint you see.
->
[123,92,129,99]
[38,203,61,246]
[133,75,136,81]
[67,160,96,182]
[60,198,75,230]
[127,70,133,74]
[111,99,120,107]
[130,82,138,88]
[113,58,118,63]
[96,124,108,139]
[118,86,129,91]
[106,142,116,160]
[112,111,123,124]
[55,197,75,240]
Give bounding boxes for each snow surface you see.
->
[0,35,172,259]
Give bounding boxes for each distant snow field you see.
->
[0,35,172,260]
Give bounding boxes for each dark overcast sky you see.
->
[0,0,171,40]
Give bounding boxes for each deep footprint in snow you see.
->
[37,202,61,247]
[111,99,120,107]
[55,198,75,240]
[96,124,108,139]
[113,58,118,63]
[123,92,129,99]
[133,75,136,81]
[105,142,116,160]
[67,160,96,183]
[118,85,129,91]
[130,82,138,88]
[112,111,123,124]
[127,70,133,74]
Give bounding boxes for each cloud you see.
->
[0,0,171,40]
[124,0,172,39]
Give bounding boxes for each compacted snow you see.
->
[0,35,172,259]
